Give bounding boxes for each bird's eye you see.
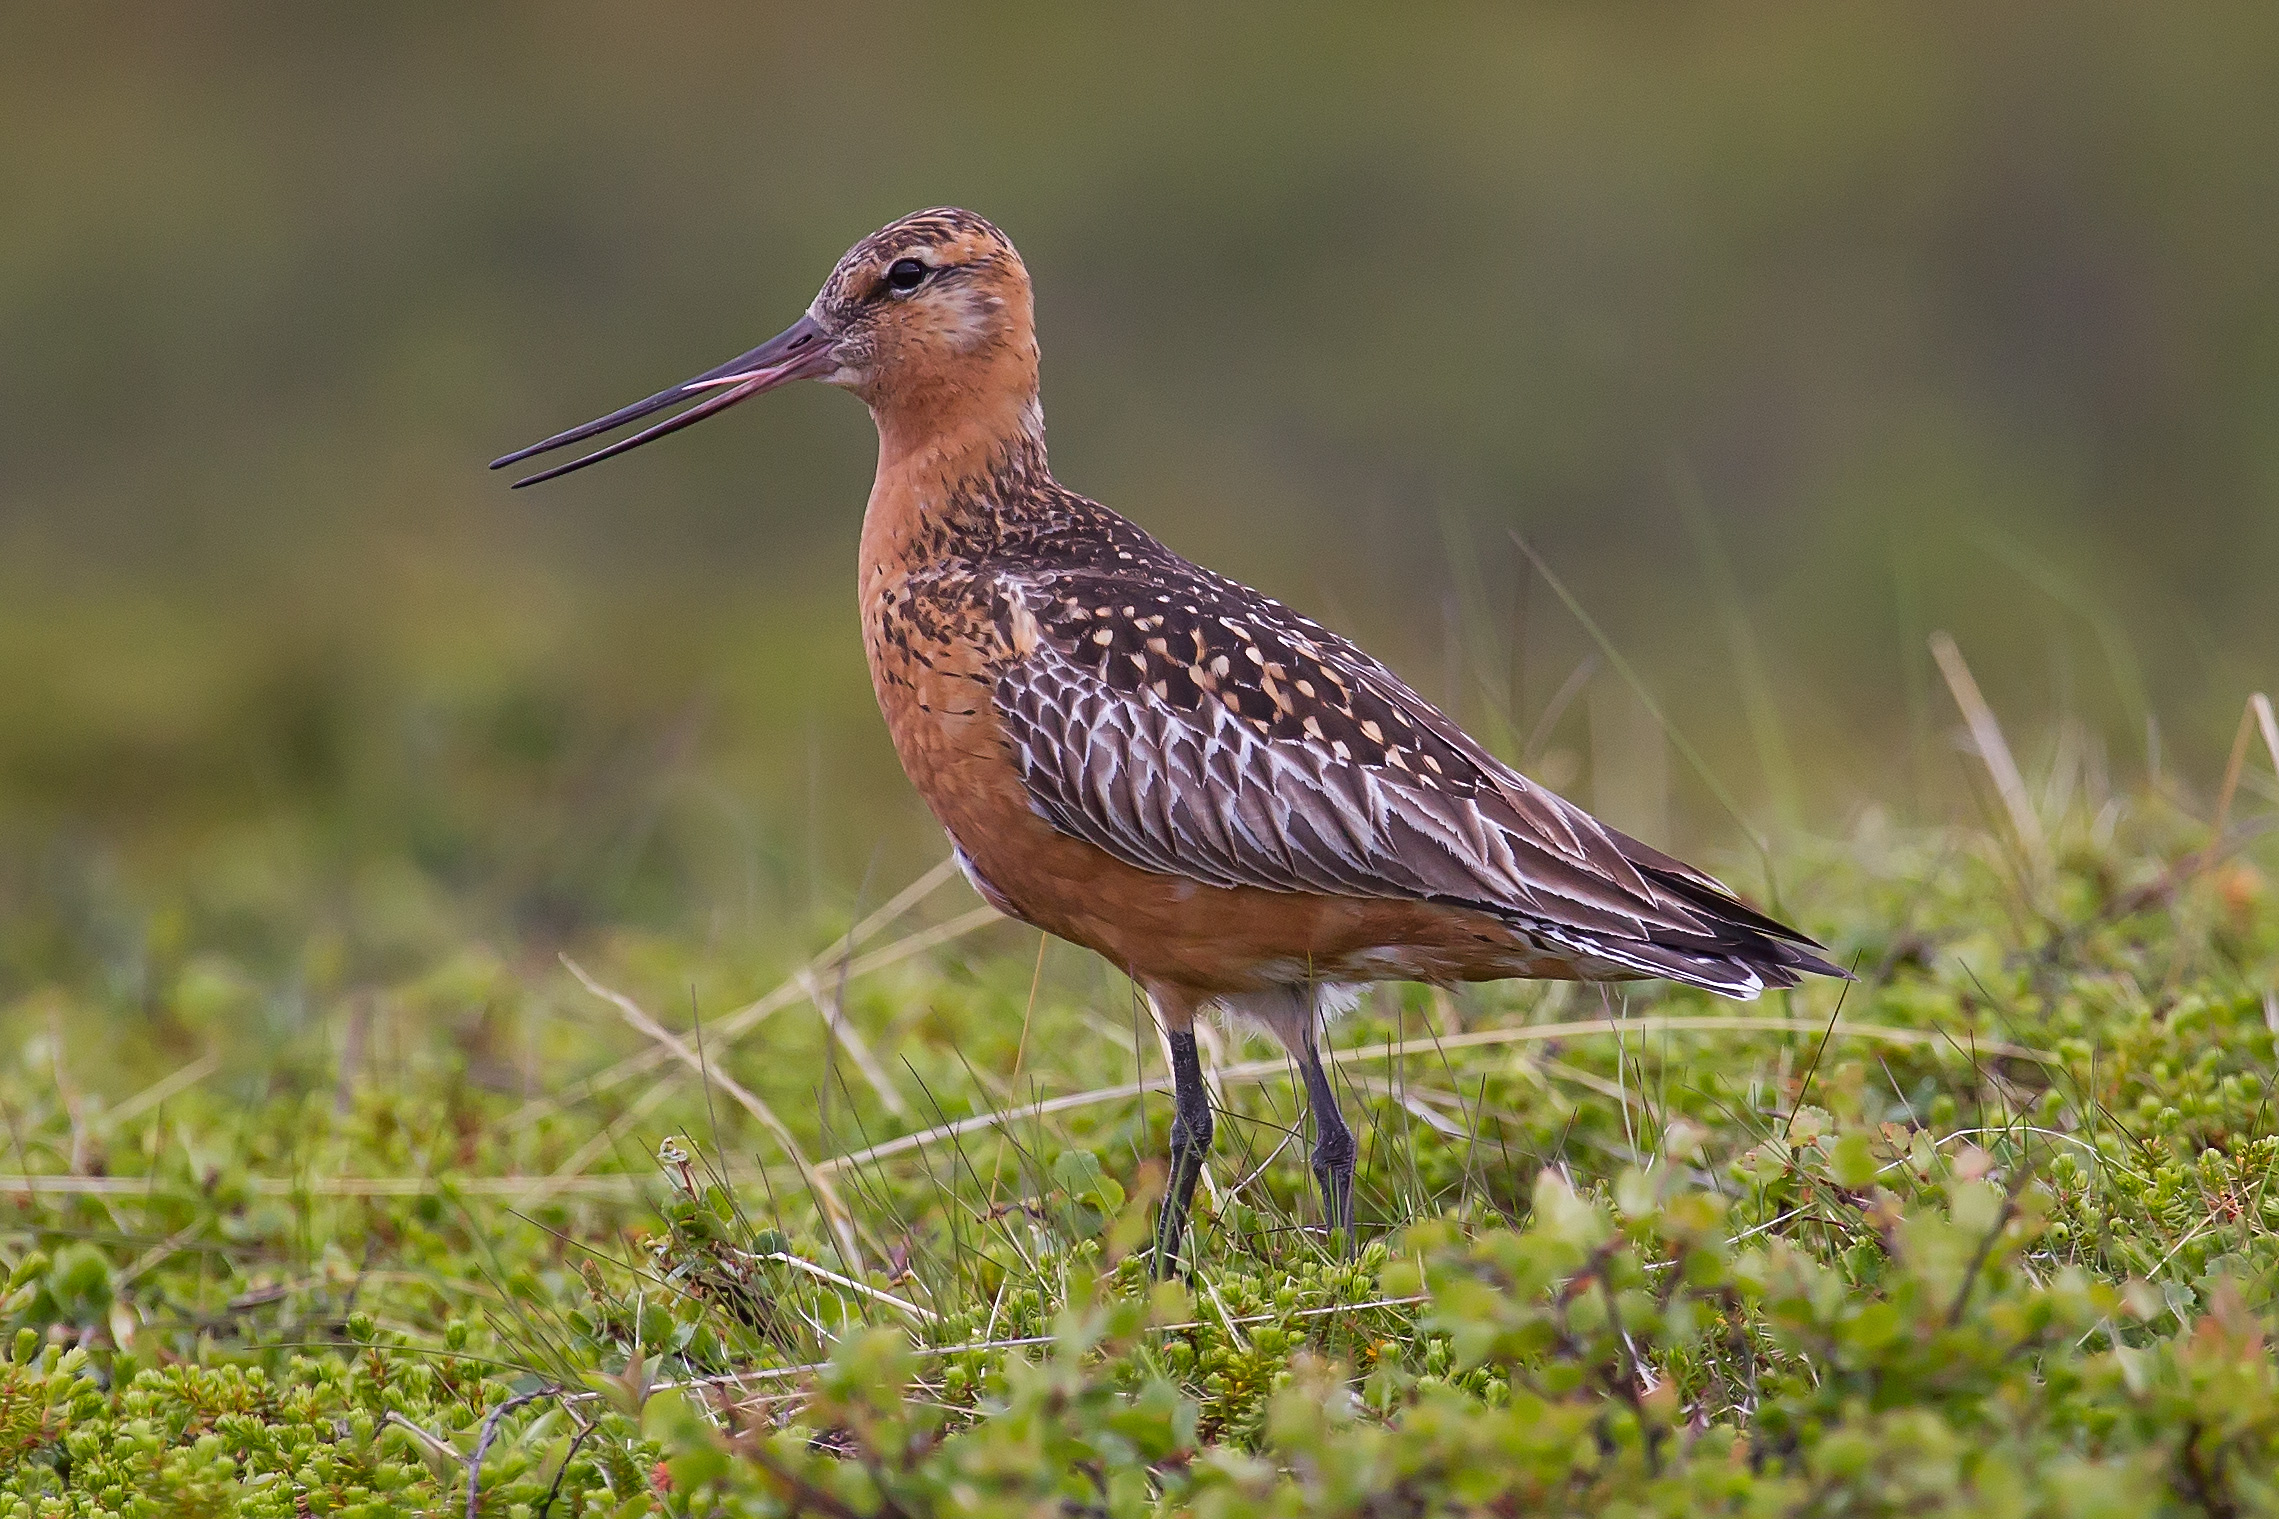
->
[885,258,928,293]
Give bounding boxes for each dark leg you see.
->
[1297,1038,1356,1250]
[1153,1029,1214,1279]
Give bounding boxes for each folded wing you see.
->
[990,563,1838,997]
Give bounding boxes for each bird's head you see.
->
[813,208,1038,421]
[494,208,1038,486]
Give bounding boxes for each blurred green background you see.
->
[3,4,2275,996]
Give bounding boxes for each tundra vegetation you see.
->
[4,683,2278,1517]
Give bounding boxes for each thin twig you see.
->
[1944,1168,2033,1328]
[531,1412,596,1519]
[468,1389,558,1519]
[383,1410,463,1466]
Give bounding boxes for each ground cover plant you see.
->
[3,691,2278,1516]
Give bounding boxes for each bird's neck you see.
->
[860,384,1052,586]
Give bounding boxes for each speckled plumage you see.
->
[856,423,1834,1001]
[498,206,1844,1270]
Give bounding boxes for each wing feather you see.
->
[989,566,1836,995]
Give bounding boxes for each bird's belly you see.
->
[945,797,1579,992]
[863,620,1582,992]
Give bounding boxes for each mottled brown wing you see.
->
[989,566,1830,996]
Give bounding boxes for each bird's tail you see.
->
[1580,830,1850,1000]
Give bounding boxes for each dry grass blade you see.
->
[1512,529,1775,887]
[1346,1076,1470,1138]
[116,1218,210,1287]
[514,1076,683,1210]
[1309,1013,2050,1074]
[818,1077,1160,1175]
[560,954,867,1270]
[2042,692,2279,948]
[1530,1055,1639,1108]
[382,1411,464,1467]
[1930,631,2050,877]
[506,896,999,1131]
[47,1005,87,1175]
[1671,462,1802,828]
[335,996,372,1117]
[2214,693,2279,840]
[836,905,1004,974]
[101,1051,221,1133]
[742,1249,939,1324]
[504,856,971,1127]
[796,967,912,1120]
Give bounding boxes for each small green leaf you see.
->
[1829,1131,1877,1190]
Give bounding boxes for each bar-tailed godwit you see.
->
[495,208,1842,1274]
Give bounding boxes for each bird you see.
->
[493,207,1844,1276]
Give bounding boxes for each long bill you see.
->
[490,313,837,487]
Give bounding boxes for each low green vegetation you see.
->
[5,763,2278,1514]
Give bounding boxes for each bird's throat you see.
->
[861,384,1050,584]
